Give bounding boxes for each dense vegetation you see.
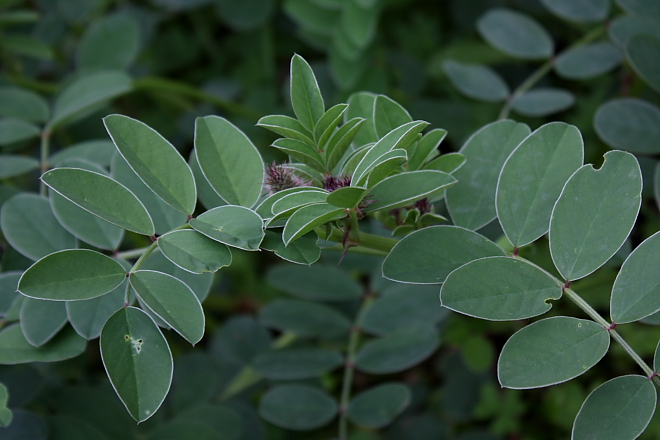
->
[1,0,660,439]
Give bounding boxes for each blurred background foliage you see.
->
[1,0,660,439]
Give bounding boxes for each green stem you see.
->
[115,247,151,260]
[564,286,657,382]
[498,24,606,120]
[129,241,158,273]
[338,294,375,440]
[39,129,51,196]
[322,244,389,257]
[133,77,261,121]
[316,226,398,255]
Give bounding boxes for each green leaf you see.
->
[554,42,622,79]
[195,116,264,208]
[191,205,264,251]
[189,151,226,210]
[50,140,116,168]
[130,270,205,345]
[256,115,315,146]
[2,35,53,60]
[348,383,411,428]
[260,230,321,265]
[627,34,660,93]
[549,151,642,281]
[423,152,466,174]
[442,60,510,102]
[355,325,439,374]
[0,193,77,261]
[0,324,86,364]
[111,153,187,235]
[540,0,609,22]
[290,54,325,131]
[0,118,40,146]
[217,0,275,30]
[259,385,337,431]
[0,271,21,317]
[325,117,366,171]
[104,114,197,215]
[48,416,110,440]
[77,13,141,71]
[0,383,12,427]
[19,298,68,347]
[440,256,562,320]
[49,71,132,129]
[259,299,350,339]
[346,91,378,146]
[572,375,656,440]
[42,168,155,236]
[0,87,49,122]
[656,162,660,211]
[266,264,362,301]
[594,98,660,154]
[141,250,213,303]
[340,144,372,176]
[615,0,660,17]
[256,187,314,219]
[609,15,660,47]
[498,316,610,389]
[341,0,378,48]
[211,316,271,366]
[497,122,584,247]
[362,284,448,336]
[253,347,343,380]
[174,397,242,436]
[477,8,554,59]
[383,225,505,284]
[19,249,127,301]
[364,149,408,188]
[271,138,325,172]
[0,412,46,439]
[100,307,172,422]
[66,282,125,340]
[158,229,232,274]
[326,186,368,208]
[408,129,448,171]
[610,231,660,323]
[146,421,221,440]
[50,191,124,251]
[373,95,413,139]
[447,120,530,230]
[511,88,575,117]
[314,103,348,148]
[0,155,39,179]
[365,170,456,212]
[656,340,660,371]
[282,203,345,245]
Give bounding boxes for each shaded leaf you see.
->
[66,282,125,340]
[253,347,343,380]
[511,88,575,117]
[346,91,378,146]
[540,0,609,22]
[443,60,509,102]
[355,325,439,374]
[0,193,77,260]
[0,118,40,146]
[554,42,623,79]
[326,186,368,209]
[0,383,11,427]
[615,0,660,17]
[627,34,660,93]
[477,8,554,59]
[0,155,39,179]
[446,120,531,230]
[211,316,271,366]
[0,87,49,122]
[77,13,141,71]
[259,299,350,339]
[50,140,116,168]
[609,15,660,47]
[383,225,504,284]
[594,98,660,154]
[260,230,320,265]
[19,298,68,347]
[0,325,86,364]
[348,383,411,428]
[266,264,362,301]
[498,316,609,389]
[259,385,337,430]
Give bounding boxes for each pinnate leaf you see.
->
[498,316,609,389]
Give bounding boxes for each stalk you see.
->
[39,129,51,196]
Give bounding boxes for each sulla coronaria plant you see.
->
[1,53,660,440]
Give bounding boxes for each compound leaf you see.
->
[477,8,554,59]
[259,385,337,431]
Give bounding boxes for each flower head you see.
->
[264,161,309,195]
